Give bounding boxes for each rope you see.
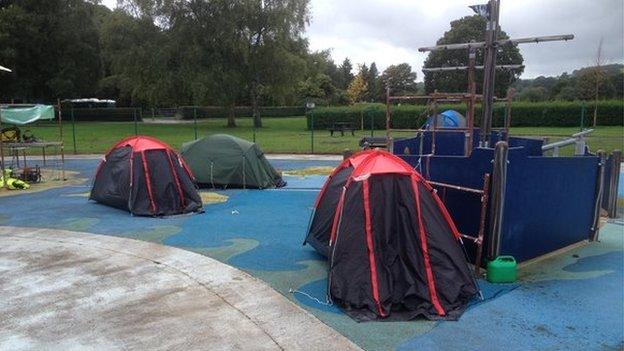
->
[289,288,333,306]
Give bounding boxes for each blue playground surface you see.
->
[0,158,622,351]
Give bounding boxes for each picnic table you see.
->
[329,122,356,136]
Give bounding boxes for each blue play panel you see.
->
[0,158,622,351]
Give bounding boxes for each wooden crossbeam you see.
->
[418,34,574,52]
[423,64,524,72]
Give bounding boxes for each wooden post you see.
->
[480,0,500,147]
[385,86,392,152]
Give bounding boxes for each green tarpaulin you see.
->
[181,134,286,189]
[0,105,55,125]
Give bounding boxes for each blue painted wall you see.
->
[398,138,600,263]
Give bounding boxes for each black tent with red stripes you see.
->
[304,150,477,321]
[90,136,202,216]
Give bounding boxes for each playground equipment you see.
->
[541,129,594,156]
[386,0,620,268]
[0,102,66,189]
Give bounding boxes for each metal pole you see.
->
[487,140,508,260]
[0,104,5,189]
[607,150,621,218]
[253,112,257,143]
[466,46,477,155]
[133,108,138,135]
[71,105,77,154]
[580,102,586,131]
[193,106,198,140]
[418,34,574,52]
[475,173,491,276]
[370,109,374,137]
[385,86,392,153]
[310,113,314,154]
[431,94,438,155]
[480,0,500,147]
[58,99,66,181]
[590,150,606,241]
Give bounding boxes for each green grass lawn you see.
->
[18,117,623,155]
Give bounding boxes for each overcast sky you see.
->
[103,0,624,81]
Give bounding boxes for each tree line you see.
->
[0,2,618,127]
[0,0,420,127]
[513,64,624,102]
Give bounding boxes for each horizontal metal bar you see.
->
[572,129,595,137]
[542,129,594,151]
[423,64,524,72]
[428,180,484,194]
[418,34,574,52]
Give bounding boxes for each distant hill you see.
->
[512,64,623,101]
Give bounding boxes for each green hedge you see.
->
[61,108,141,122]
[306,100,624,130]
[177,106,305,119]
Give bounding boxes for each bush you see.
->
[306,100,624,129]
[61,108,141,122]
[177,106,305,119]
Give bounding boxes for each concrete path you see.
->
[0,226,360,351]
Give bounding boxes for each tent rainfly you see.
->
[90,136,203,216]
[180,134,286,189]
[304,150,477,321]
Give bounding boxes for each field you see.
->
[19,117,623,155]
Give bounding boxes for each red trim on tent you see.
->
[329,186,347,245]
[411,175,446,316]
[362,179,385,317]
[179,156,196,181]
[315,164,344,208]
[141,151,158,215]
[314,150,376,208]
[112,135,174,153]
[93,158,106,179]
[166,150,186,208]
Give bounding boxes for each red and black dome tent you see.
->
[304,150,477,321]
[90,136,202,216]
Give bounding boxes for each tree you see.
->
[423,15,524,96]
[591,38,606,126]
[367,62,381,102]
[517,87,548,102]
[337,58,354,90]
[346,72,368,104]
[381,63,417,95]
[240,0,310,128]
[0,0,104,101]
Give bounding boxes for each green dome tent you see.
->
[180,134,286,189]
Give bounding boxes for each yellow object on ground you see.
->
[0,169,84,197]
[200,192,229,204]
[0,172,30,190]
